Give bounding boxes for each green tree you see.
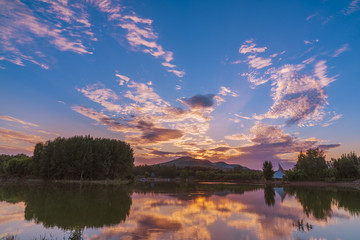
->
[295,148,327,179]
[262,161,274,180]
[32,135,134,180]
[331,152,360,179]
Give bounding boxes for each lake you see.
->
[1,182,360,240]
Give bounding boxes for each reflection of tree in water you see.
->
[284,186,360,220]
[0,183,132,231]
[134,182,262,200]
[284,186,333,220]
[292,219,313,232]
[68,229,83,240]
[332,189,360,217]
[264,185,275,206]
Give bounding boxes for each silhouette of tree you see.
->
[32,135,134,180]
[262,161,274,180]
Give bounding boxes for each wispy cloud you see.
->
[238,40,274,69]
[166,69,185,78]
[234,114,252,120]
[322,113,343,127]
[76,84,122,113]
[162,62,176,68]
[341,0,360,15]
[89,0,184,77]
[218,86,238,97]
[239,39,267,54]
[0,0,184,76]
[304,39,319,45]
[0,127,44,145]
[0,0,95,68]
[333,44,350,57]
[306,12,318,21]
[115,73,130,85]
[246,55,272,69]
[0,115,39,127]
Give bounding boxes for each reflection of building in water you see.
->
[273,164,285,180]
[274,187,287,202]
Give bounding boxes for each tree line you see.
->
[262,148,360,181]
[0,135,134,180]
[134,164,262,180]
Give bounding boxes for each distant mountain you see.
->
[157,157,249,171]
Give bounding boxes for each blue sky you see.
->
[1,0,359,169]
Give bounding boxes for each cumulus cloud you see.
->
[136,121,183,143]
[241,41,337,127]
[174,122,340,169]
[74,76,216,147]
[247,55,272,69]
[263,62,334,126]
[0,115,39,127]
[180,94,215,109]
[237,122,339,167]
[224,133,250,141]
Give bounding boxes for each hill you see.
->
[157,157,249,171]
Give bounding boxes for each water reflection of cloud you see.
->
[0,202,25,225]
[88,189,360,240]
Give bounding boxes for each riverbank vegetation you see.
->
[283,148,360,181]
[1,138,359,183]
[133,164,262,180]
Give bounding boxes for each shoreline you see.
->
[0,178,131,185]
[1,178,360,190]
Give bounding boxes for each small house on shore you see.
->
[273,164,285,180]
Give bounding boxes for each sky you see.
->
[0,0,360,169]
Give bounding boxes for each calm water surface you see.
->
[0,182,360,240]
